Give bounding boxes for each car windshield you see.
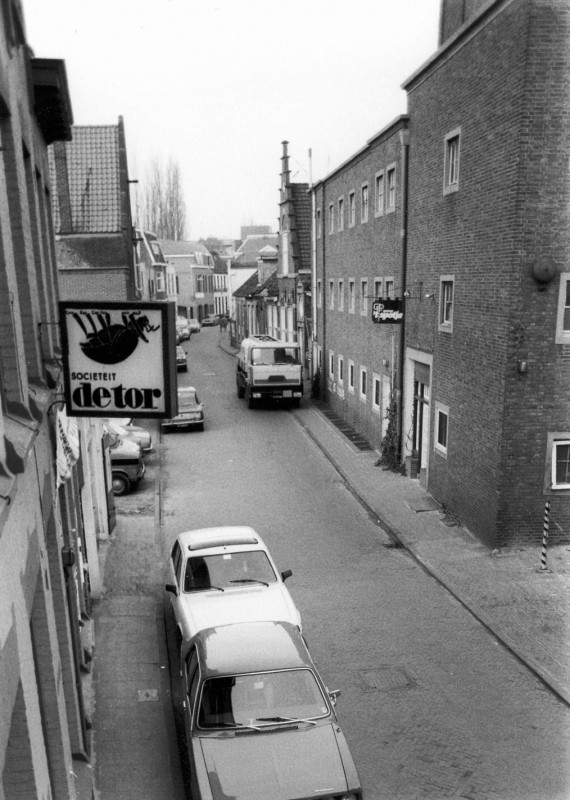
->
[179,391,198,407]
[197,669,330,729]
[183,550,277,591]
[251,347,300,366]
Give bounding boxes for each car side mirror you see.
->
[328,689,341,706]
[165,583,178,596]
[281,569,292,582]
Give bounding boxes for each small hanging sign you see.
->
[372,298,404,324]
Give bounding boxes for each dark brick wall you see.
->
[406,0,570,544]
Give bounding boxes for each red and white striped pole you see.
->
[539,501,551,571]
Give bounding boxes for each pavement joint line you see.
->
[291,405,570,710]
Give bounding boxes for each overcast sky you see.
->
[24,0,441,241]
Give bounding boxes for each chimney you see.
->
[281,140,290,195]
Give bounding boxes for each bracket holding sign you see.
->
[371,298,404,324]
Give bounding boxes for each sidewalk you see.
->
[291,401,570,707]
[218,334,570,707]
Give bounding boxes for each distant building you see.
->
[240,224,272,238]
[160,239,215,322]
[234,233,278,263]
[136,231,177,304]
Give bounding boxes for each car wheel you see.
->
[246,387,255,409]
[112,473,130,496]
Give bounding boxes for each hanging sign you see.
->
[371,298,403,324]
[59,301,177,418]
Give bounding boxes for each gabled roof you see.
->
[233,269,278,299]
[159,239,211,256]
[234,234,278,262]
[49,124,123,233]
[233,271,260,297]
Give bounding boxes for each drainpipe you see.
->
[397,127,410,463]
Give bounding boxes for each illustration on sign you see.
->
[59,301,177,418]
[72,310,161,365]
[371,298,404,324]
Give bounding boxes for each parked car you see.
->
[176,316,191,341]
[201,315,219,327]
[188,318,201,334]
[165,526,300,646]
[162,386,204,432]
[108,436,145,496]
[102,418,153,453]
[180,620,363,800]
[176,345,188,372]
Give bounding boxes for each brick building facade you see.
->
[313,0,570,547]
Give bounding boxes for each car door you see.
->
[170,541,184,629]
[183,647,202,798]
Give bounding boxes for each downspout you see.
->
[320,183,326,402]
[397,127,410,463]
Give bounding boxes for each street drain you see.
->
[137,689,158,702]
[361,666,419,692]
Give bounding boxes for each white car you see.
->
[165,526,301,647]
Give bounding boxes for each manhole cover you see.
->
[137,688,158,702]
[361,666,419,692]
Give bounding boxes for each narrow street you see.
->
[148,328,570,799]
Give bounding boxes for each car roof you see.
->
[177,525,261,552]
[195,621,311,677]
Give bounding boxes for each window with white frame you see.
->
[374,278,383,299]
[375,171,384,216]
[387,166,396,212]
[317,208,322,238]
[338,197,344,231]
[361,184,369,223]
[317,280,322,308]
[338,355,344,383]
[361,279,368,314]
[349,280,355,313]
[155,270,165,292]
[328,203,334,234]
[360,367,367,401]
[338,279,344,311]
[444,128,461,194]
[329,350,335,378]
[372,374,381,412]
[439,276,454,331]
[549,434,570,490]
[348,360,355,393]
[385,278,394,298]
[555,273,570,344]
[329,280,335,310]
[349,192,355,227]
[435,402,449,456]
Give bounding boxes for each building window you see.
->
[361,279,368,315]
[375,171,384,216]
[444,128,461,194]
[338,197,344,231]
[317,280,322,308]
[435,402,449,456]
[361,184,369,223]
[328,203,334,234]
[439,276,454,331]
[385,278,394,298]
[316,208,322,238]
[360,367,367,401]
[555,273,570,344]
[372,374,381,412]
[338,355,344,383]
[329,350,335,378]
[374,278,382,298]
[348,360,355,393]
[349,192,355,227]
[386,166,396,212]
[349,280,355,313]
[155,271,165,292]
[329,280,335,310]
[552,440,570,489]
[338,280,344,311]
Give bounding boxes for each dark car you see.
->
[176,345,188,372]
[181,620,363,800]
[201,315,219,327]
[162,386,204,432]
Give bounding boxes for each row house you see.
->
[233,265,278,342]
[277,141,313,375]
[313,0,570,547]
[50,118,137,302]
[1,4,100,797]
[135,230,177,304]
[212,253,229,318]
[160,239,215,322]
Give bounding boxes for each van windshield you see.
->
[251,347,300,366]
